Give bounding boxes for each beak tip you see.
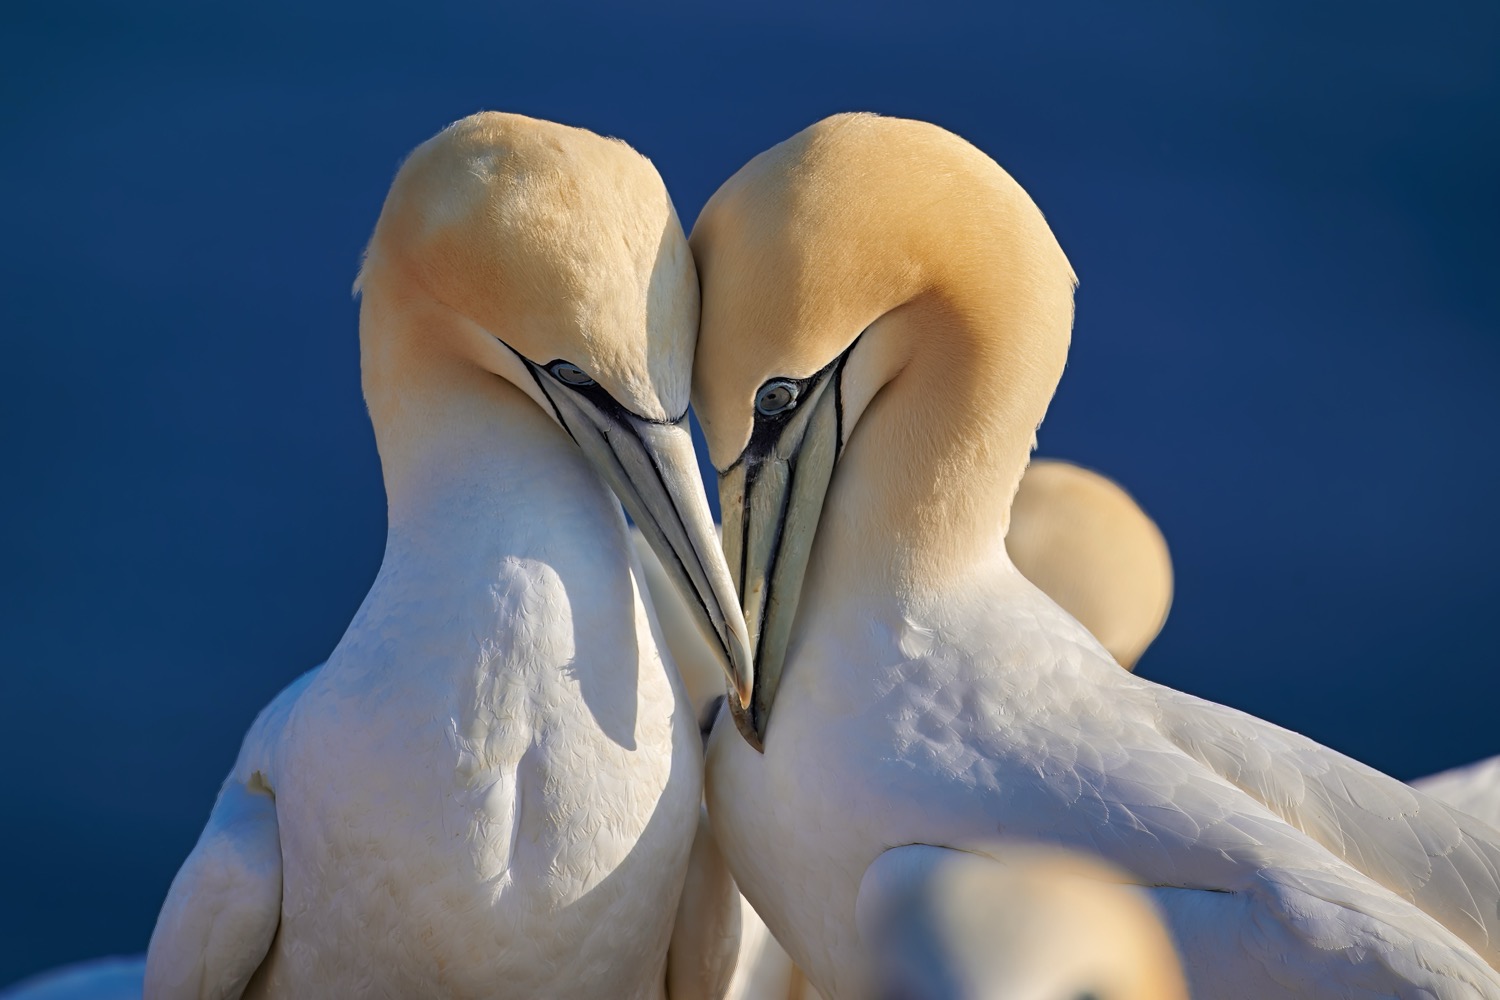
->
[722,623,755,711]
[727,694,766,753]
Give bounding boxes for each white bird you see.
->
[1416,755,1500,828]
[860,843,1188,1000]
[640,459,1170,1000]
[144,111,752,999]
[689,112,1500,998]
[0,958,144,1000]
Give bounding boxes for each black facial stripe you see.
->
[834,365,845,459]
[723,332,865,474]
[524,365,577,445]
[622,415,725,658]
[527,352,728,667]
[537,358,687,425]
[490,336,686,426]
[492,339,573,436]
[746,446,796,736]
[737,467,752,598]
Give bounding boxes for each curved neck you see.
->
[808,293,1065,607]
[357,280,622,571]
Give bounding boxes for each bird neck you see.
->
[809,294,1065,607]
[339,327,651,732]
[357,286,628,600]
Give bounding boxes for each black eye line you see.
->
[722,332,865,474]
[492,338,688,425]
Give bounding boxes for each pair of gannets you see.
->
[31,111,1179,1000]
[1,462,1176,1000]
[685,113,1500,998]
[27,109,1499,999]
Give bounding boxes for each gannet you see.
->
[690,112,1500,998]
[861,844,1188,1000]
[144,111,752,999]
[1416,755,1500,828]
[0,958,144,1000]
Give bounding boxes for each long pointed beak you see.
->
[720,359,847,750]
[538,376,754,711]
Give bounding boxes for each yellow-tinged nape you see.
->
[357,111,696,434]
[691,113,1077,588]
[1008,460,1173,669]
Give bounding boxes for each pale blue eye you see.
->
[551,362,595,386]
[756,380,798,416]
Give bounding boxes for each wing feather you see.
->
[1152,688,1500,965]
[143,670,315,1000]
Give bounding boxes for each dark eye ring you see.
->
[755,380,799,416]
[551,362,595,386]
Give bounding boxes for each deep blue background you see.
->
[3,0,1497,985]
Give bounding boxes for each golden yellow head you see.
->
[691,112,1076,472]
[359,111,695,422]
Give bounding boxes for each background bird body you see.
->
[858,843,1189,1000]
[0,959,146,1000]
[1416,755,1500,828]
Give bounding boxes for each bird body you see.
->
[707,564,1500,996]
[236,427,695,997]
[690,112,1500,999]
[145,112,749,999]
[0,958,146,1000]
[1417,755,1500,828]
